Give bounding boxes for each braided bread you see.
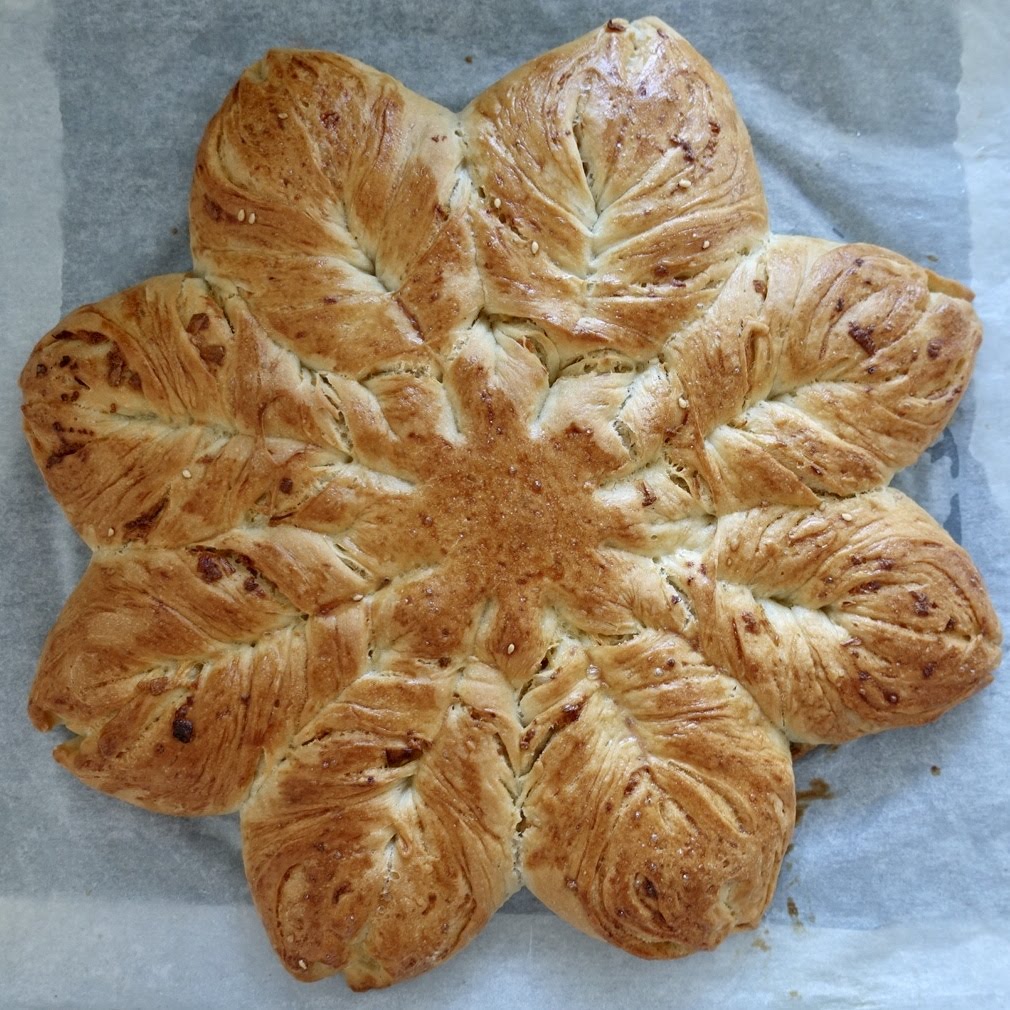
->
[20,17,999,990]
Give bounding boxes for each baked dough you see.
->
[20,17,1000,990]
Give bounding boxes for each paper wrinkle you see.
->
[1,1,1007,1006]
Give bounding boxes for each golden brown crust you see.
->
[189,49,480,373]
[28,545,369,814]
[462,17,767,359]
[517,632,793,956]
[662,237,983,511]
[684,490,1000,743]
[19,16,1000,990]
[242,662,520,989]
[19,275,350,549]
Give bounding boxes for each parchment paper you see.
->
[2,1,1008,1006]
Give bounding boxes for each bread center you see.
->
[416,402,608,595]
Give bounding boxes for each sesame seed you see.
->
[236,209,246,222]
[248,212,257,224]
[530,240,540,254]
[297,959,307,970]
[702,239,711,249]
[181,468,192,479]
[107,527,115,537]
[678,395,690,409]
[841,512,853,522]
[493,197,502,209]
[678,178,692,189]
[352,593,364,602]
[277,112,289,120]
[507,643,516,655]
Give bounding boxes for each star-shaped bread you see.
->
[20,16,1001,991]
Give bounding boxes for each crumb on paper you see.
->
[795,777,833,824]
